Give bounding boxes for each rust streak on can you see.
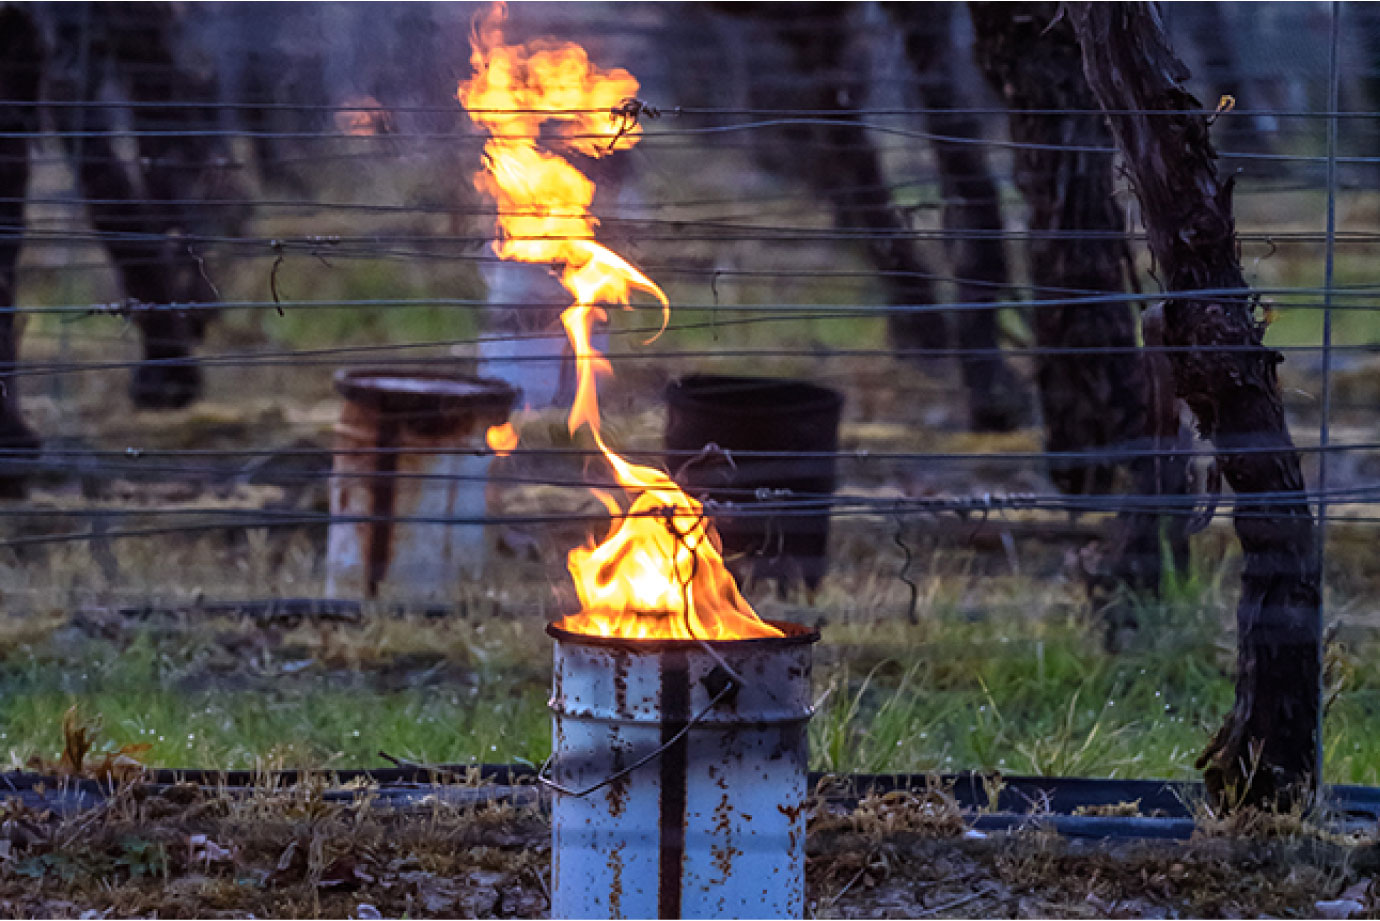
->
[657,648,689,919]
[365,415,400,596]
[326,369,516,601]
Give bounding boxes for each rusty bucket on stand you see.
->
[546,621,818,919]
[325,369,516,601]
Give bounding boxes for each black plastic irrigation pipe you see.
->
[5,766,1375,841]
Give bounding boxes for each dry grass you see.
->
[805,807,1369,919]
[0,775,1367,919]
[0,780,551,919]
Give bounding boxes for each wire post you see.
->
[1316,0,1341,792]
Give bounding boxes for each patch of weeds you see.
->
[991,822,1065,891]
[260,254,484,349]
[0,624,550,770]
[1005,685,1143,778]
[847,786,969,842]
[113,836,170,879]
[3,555,1380,784]
[812,660,952,774]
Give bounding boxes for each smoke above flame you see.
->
[460,3,780,640]
[335,94,394,136]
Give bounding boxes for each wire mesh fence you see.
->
[0,1,1374,794]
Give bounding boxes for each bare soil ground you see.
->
[0,782,1369,919]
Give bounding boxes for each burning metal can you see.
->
[547,621,818,919]
[325,369,516,600]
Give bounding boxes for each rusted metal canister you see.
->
[325,369,516,600]
[664,374,843,590]
[547,622,818,919]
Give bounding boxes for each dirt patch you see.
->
[0,784,551,919]
[0,783,1370,918]
[810,828,1367,918]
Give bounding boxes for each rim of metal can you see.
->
[545,619,819,650]
[665,373,844,417]
[333,368,518,418]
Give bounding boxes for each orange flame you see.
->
[486,421,518,457]
[459,4,780,641]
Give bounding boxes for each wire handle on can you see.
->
[538,671,737,798]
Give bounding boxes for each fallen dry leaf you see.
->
[86,745,152,784]
[318,854,375,890]
[1338,878,1374,905]
[266,839,307,887]
[187,833,235,867]
[1316,898,1364,920]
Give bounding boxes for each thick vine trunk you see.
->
[1072,3,1321,807]
[724,2,1029,431]
[885,2,1030,431]
[47,3,220,410]
[0,6,43,497]
[968,2,1190,634]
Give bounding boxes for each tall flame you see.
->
[459,4,780,641]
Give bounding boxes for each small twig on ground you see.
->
[915,886,994,918]
[823,851,878,909]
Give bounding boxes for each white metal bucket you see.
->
[324,370,516,601]
[546,621,818,919]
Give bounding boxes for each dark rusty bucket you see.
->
[664,374,844,590]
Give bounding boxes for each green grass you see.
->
[0,620,550,771]
[1,580,1374,785]
[1261,248,1380,349]
[254,257,485,349]
[810,595,1235,780]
